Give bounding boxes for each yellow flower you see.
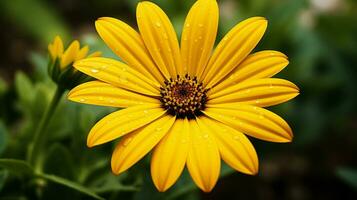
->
[68,0,299,192]
[47,36,101,89]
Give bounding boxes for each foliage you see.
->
[0,0,356,199]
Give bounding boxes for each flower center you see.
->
[160,75,208,118]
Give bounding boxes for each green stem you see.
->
[28,86,65,173]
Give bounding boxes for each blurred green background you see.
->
[0,0,357,199]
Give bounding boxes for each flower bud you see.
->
[47,36,101,89]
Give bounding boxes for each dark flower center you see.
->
[160,74,208,118]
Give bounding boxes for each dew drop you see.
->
[91,69,99,73]
[258,112,265,119]
[123,137,133,147]
[155,22,161,27]
[186,23,190,27]
[143,110,149,114]
[223,36,229,41]
[233,135,240,140]
[119,76,128,83]
[79,98,85,102]
[255,99,261,104]
[203,134,209,139]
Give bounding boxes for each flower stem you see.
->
[28,86,65,173]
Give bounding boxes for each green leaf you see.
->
[15,71,35,106]
[89,172,138,193]
[0,77,7,96]
[337,167,357,190]
[38,173,104,200]
[0,159,33,176]
[0,121,8,155]
[0,169,9,191]
[44,143,75,179]
[29,52,49,81]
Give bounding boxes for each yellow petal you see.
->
[202,17,268,88]
[48,36,64,60]
[61,40,80,68]
[74,57,160,96]
[199,116,258,175]
[87,51,102,58]
[187,118,220,192]
[181,0,219,77]
[95,17,164,84]
[208,78,299,107]
[75,45,89,60]
[48,44,55,60]
[151,118,190,192]
[210,51,289,94]
[68,81,160,107]
[137,1,182,78]
[87,104,165,147]
[111,115,176,174]
[203,104,293,142]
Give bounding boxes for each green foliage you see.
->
[0,159,33,176]
[0,122,8,156]
[337,167,357,190]
[0,0,356,199]
[38,173,105,200]
[0,0,70,43]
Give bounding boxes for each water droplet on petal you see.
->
[123,137,133,147]
[186,23,190,27]
[91,69,99,73]
[156,22,161,27]
[79,98,85,102]
[119,75,128,83]
[203,134,209,139]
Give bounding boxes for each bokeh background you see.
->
[0,0,357,199]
